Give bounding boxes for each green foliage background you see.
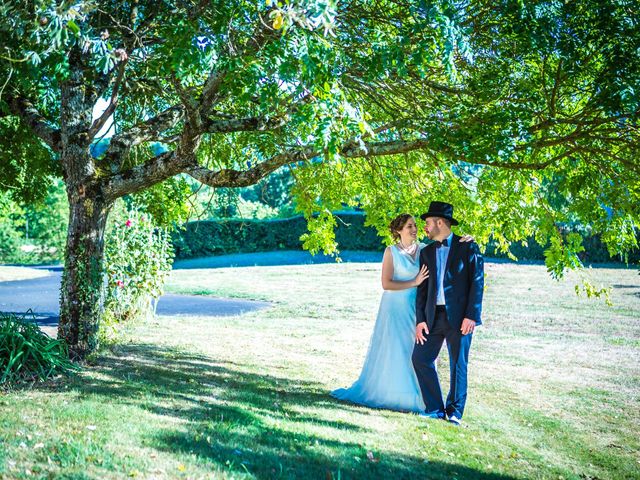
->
[1,0,639,279]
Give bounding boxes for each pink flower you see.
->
[116,280,124,288]
[125,219,132,227]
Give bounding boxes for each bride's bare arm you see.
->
[381,247,429,291]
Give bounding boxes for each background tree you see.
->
[0,191,24,262]
[241,169,296,214]
[1,0,638,357]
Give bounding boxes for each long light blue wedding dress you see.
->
[331,244,426,412]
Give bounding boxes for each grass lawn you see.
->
[1,260,639,479]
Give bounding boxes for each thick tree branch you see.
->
[187,147,317,187]
[197,21,281,112]
[104,121,588,204]
[102,150,194,201]
[341,139,433,157]
[88,60,127,140]
[203,114,288,134]
[549,59,562,117]
[203,90,315,134]
[170,74,199,125]
[101,105,184,169]
[187,138,444,190]
[3,93,61,152]
[188,132,569,191]
[102,16,285,177]
[199,70,226,112]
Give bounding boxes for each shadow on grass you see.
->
[57,344,516,480]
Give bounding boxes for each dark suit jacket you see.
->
[416,234,484,330]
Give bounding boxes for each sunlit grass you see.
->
[0,261,638,479]
[0,266,49,282]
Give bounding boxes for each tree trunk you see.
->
[58,188,112,359]
[56,46,111,359]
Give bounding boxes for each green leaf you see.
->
[67,19,80,35]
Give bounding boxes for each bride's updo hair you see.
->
[389,213,413,241]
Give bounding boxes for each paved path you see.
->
[0,251,384,330]
[0,266,271,328]
[0,251,383,331]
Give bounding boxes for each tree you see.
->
[0,191,24,262]
[241,169,295,212]
[1,0,638,357]
[23,179,69,257]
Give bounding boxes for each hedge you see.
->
[171,212,383,259]
[486,234,640,264]
[172,213,639,264]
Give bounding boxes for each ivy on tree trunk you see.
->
[59,193,111,357]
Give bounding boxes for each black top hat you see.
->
[420,201,459,225]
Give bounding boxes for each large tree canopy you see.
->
[1,0,639,355]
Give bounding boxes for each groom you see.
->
[412,201,484,425]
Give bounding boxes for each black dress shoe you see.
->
[447,415,462,426]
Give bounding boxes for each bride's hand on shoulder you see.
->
[413,265,429,286]
[459,234,475,243]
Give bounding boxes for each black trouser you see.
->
[412,307,472,419]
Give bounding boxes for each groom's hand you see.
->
[415,322,429,345]
[461,318,476,335]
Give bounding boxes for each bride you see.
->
[331,213,472,412]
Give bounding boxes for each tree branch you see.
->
[198,70,226,112]
[529,113,636,133]
[3,93,61,152]
[203,113,288,134]
[188,131,568,191]
[459,150,573,170]
[88,60,127,140]
[549,59,562,117]
[102,150,193,200]
[341,138,433,157]
[187,147,317,187]
[197,20,281,113]
[101,105,184,169]
[186,138,444,190]
[104,121,579,204]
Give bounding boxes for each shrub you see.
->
[0,311,78,386]
[103,208,174,328]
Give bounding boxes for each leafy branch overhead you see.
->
[1,0,639,272]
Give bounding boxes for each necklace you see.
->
[398,240,418,256]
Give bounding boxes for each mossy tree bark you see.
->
[58,191,111,358]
